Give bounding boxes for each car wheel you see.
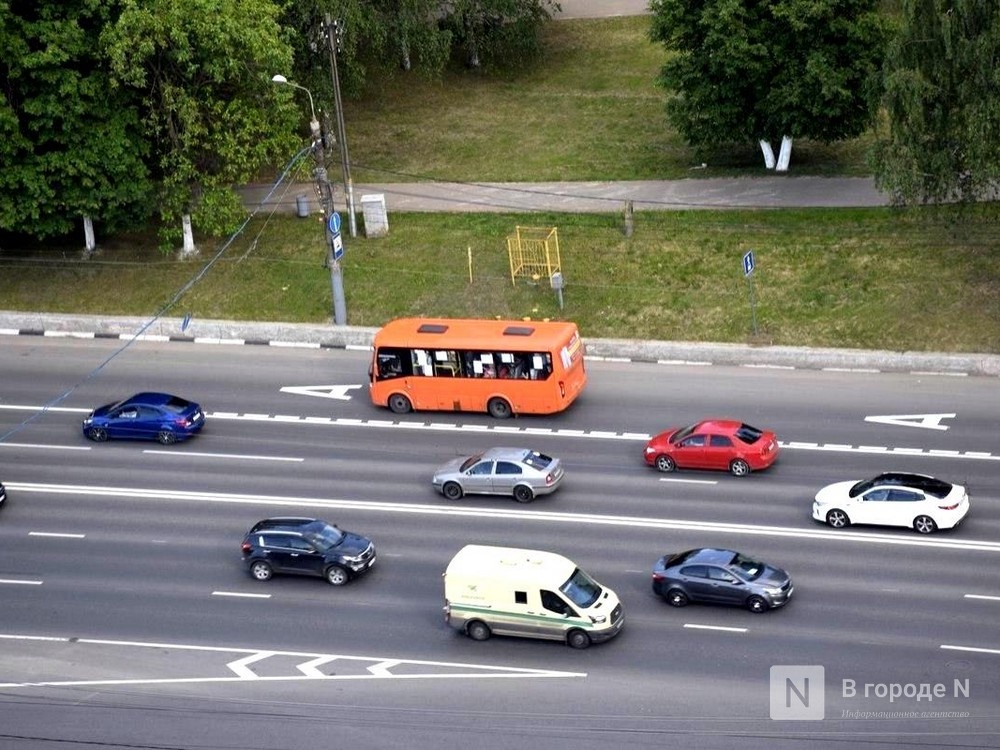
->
[249,561,272,582]
[466,620,491,641]
[729,459,751,477]
[654,455,676,473]
[826,509,850,529]
[567,629,591,650]
[487,397,512,419]
[914,515,937,535]
[388,393,412,415]
[442,482,463,500]
[87,427,109,442]
[665,588,689,607]
[325,565,349,586]
[156,430,177,445]
[513,485,534,503]
[746,595,769,613]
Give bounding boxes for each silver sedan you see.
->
[432,447,565,503]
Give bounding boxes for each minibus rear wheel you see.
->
[467,620,491,641]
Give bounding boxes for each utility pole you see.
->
[324,14,357,238]
[270,73,347,325]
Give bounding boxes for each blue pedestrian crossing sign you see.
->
[743,250,755,277]
[328,212,342,236]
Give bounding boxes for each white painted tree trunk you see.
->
[776,135,793,172]
[181,214,197,256]
[83,216,96,255]
[759,140,776,169]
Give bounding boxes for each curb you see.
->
[3,311,998,378]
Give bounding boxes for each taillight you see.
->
[939,502,960,510]
[241,542,252,554]
[652,573,664,582]
[545,473,555,485]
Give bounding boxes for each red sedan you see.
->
[643,420,779,476]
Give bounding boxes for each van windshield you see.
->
[560,568,602,608]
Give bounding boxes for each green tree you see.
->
[649,0,889,170]
[0,0,151,240]
[443,0,559,70]
[102,0,299,249]
[870,0,1000,204]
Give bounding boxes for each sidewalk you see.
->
[239,177,887,217]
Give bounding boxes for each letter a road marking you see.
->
[864,413,956,431]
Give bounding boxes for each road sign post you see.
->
[743,250,759,336]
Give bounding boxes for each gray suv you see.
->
[240,517,376,586]
[652,548,793,613]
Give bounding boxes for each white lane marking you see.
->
[964,594,1000,602]
[0,443,91,451]
[822,367,880,373]
[212,591,271,599]
[368,659,402,677]
[227,651,276,678]
[0,579,43,585]
[0,404,995,463]
[658,477,719,485]
[0,634,586,687]
[43,331,95,339]
[683,624,748,633]
[657,359,712,366]
[193,337,244,345]
[941,645,1000,656]
[742,364,795,370]
[865,413,955,431]
[280,384,362,401]
[270,341,320,349]
[143,450,304,462]
[298,655,338,677]
[10,481,1000,553]
[29,532,85,539]
[912,371,968,377]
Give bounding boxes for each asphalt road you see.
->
[1,338,998,749]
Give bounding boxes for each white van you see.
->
[443,545,624,649]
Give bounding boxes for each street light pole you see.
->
[271,73,347,326]
[324,14,357,238]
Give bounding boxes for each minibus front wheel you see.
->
[567,629,591,649]
[487,397,512,419]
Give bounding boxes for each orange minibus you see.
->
[369,318,587,418]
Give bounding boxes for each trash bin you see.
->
[296,194,310,218]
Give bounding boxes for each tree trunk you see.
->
[181,214,198,257]
[759,140,776,169]
[83,216,96,257]
[776,136,793,172]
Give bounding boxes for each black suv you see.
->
[240,517,376,586]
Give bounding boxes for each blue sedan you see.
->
[82,392,206,444]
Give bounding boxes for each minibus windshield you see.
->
[560,568,602,608]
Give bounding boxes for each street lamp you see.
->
[271,73,347,326]
[323,15,357,238]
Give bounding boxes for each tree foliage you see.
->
[0,0,152,239]
[869,0,1000,204]
[102,0,299,245]
[442,0,560,70]
[649,0,889,153]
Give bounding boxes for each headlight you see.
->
[83,417,93,425]
[589,615,607,624]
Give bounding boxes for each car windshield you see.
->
[522,451,553,469]
[459,453,483,472]
[559,568,602,608]
[303,522,345,550]
[734,424,764,444]
[849,478,876,497]
[670,424,699,444]
[729,552,765,581]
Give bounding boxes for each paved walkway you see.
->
[239,176,887,216]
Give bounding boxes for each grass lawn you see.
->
[2,206,998,353]
[1,16,997,354]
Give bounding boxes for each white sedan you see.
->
[813,472,969,534]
